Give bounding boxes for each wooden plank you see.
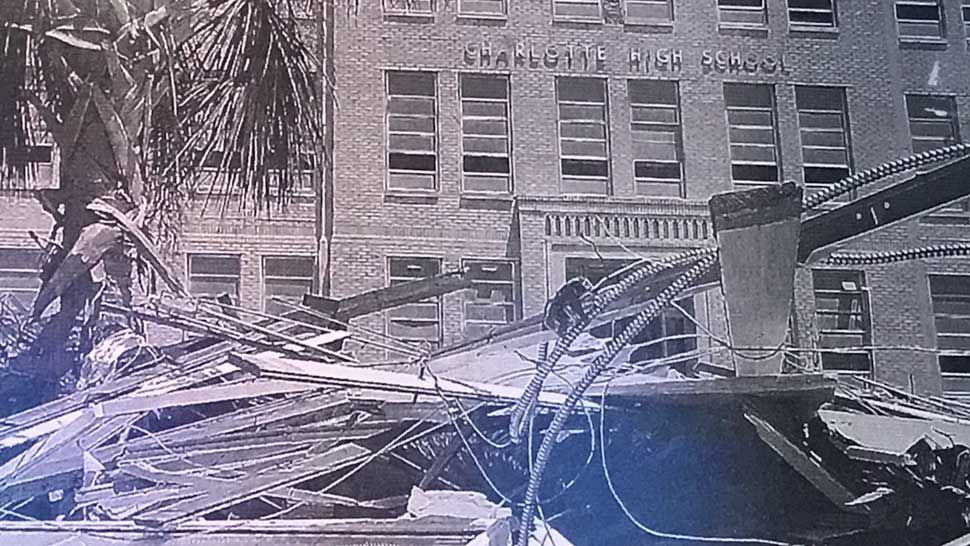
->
[744,412,863,513]
[594,373,836,404]
[94,379,318,417]
[418,432,462,490]
[93,391,350,466]
[120,419,392,461]
[332,271,473,320]
[135,443,374,525]
[234,352,597,410]
[0,517,489,545]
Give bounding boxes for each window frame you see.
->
[186,253,242,302]
[812,269,873,376]
[628,78,684,198]
[905,93,961,154]
[458,73,513,195]
[717,0,768,28]
[551,0,603,22]
[929,274,970,386]
[795,85,853,194]
[556,76,611,196]
[382,0,434,16]
[386,255,444,349]
[457,0,507,18]
[385,70,439,193]
[623,0,674,24]
[460,258,518,340]
[894,0,945,42]
[787,0,837,29]
[261,255,316,315]
[723,82,781,187]
[963,0,970,44]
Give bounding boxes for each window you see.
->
[187,254,241,301]
[628,80,683,197]
[795,86,851,191]
[624,0,673,23]
[462,260,516,340]
[0,248,42,311]
[386,72,437,191]
[458,0,505,17]
[930,275,970,392]
[724,83,779,185]
[557,77,609,195]
[813,270,872,374]
[788,0,836,28]
[964,0,970,42]
[565,257,696,362]
[906,95,960,154]
[553,0,601,21]
[718,0,767,27]
[387,257,442,349]
[383,0,433,14]
[895,0,944,40]
[460,75,511,193]
[263,256,315,315]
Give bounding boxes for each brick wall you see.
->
[327,0,970,392]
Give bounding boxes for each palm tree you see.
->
[0,0,322,382]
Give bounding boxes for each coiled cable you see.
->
[802,143,970,211]
[507,247,717,442]
[825,241,970,266]
[515,253,717,546]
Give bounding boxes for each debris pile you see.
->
[0,293,596,546]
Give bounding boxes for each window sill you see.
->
[788,26,839,39]
[384,192,439,205]
[383,12,435,22]
[455,13,507,24]
[898,37,948,50]
[552,17,604,29]
[459,193,513,210]
[718,24,769,37]
[623,20,674,33]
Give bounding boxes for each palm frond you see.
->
[157,0,322,213]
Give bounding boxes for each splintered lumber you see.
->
[135,442,374,525]
[819,409,970,459]
[232,352,596,410]
[93,379,318,417]
[744,412,861,513]
[95,391,351,462]
[592,373,836,405]
[305,271,474,321]
[710,182,802,376]
[0,517,490,545]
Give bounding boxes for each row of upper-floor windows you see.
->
[810,268,970,396]
[385,0,970,45]
[385,70,963,197]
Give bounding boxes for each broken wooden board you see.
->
[135,442,373,525]
[744,411,863,513]
[232,352,598,410]
[305,271,474,321]
[819,409,970,461]
[92,379,319,417]
[710,182,802,376]
[0,517,491,545]
[594,373,836,406]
